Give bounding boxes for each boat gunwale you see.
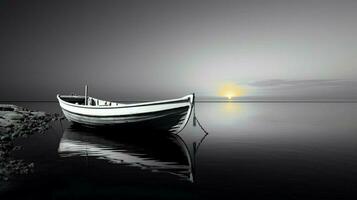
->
[57,94,194,110]
[61,105,189,118]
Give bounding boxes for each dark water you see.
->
[1,102,357,199]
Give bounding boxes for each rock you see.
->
[3,113,24,120]
[11,132,19,138]
[0,135,10,141]
[31,111,46,119]
[0,104,18,111]
[0,128,5,134]
[18,110,30,116]
[0,127,8,134]
[0,118,12,127]
[0,104,62,182]
[0,111,12,118]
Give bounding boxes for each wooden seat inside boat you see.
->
[59,95,125,107]
[88,97,125,107]
[60,86,126,107]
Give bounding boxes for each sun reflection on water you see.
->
[222,102,242,114]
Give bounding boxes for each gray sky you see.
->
[1,0,357,101]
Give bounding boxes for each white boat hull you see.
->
[57,94,194,133]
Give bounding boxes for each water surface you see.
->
[1,102,357,199]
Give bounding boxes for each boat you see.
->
[58,125,208,182]
[57,86,195,134]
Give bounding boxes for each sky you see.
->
[1,0,357,101]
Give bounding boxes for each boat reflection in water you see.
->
[58,122,207,182]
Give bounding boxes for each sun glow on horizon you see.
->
[218,83,246,100]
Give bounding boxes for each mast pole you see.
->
[84,85,88,105]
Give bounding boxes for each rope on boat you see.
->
[195,117,209,136]
[192,94,209,136]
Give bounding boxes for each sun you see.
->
[218,82,245,100]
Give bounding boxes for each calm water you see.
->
[1,102,357,199]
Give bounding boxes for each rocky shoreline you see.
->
[0,104,62,181]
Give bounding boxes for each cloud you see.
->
[245,79,357,100]
[248,79,356,88]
